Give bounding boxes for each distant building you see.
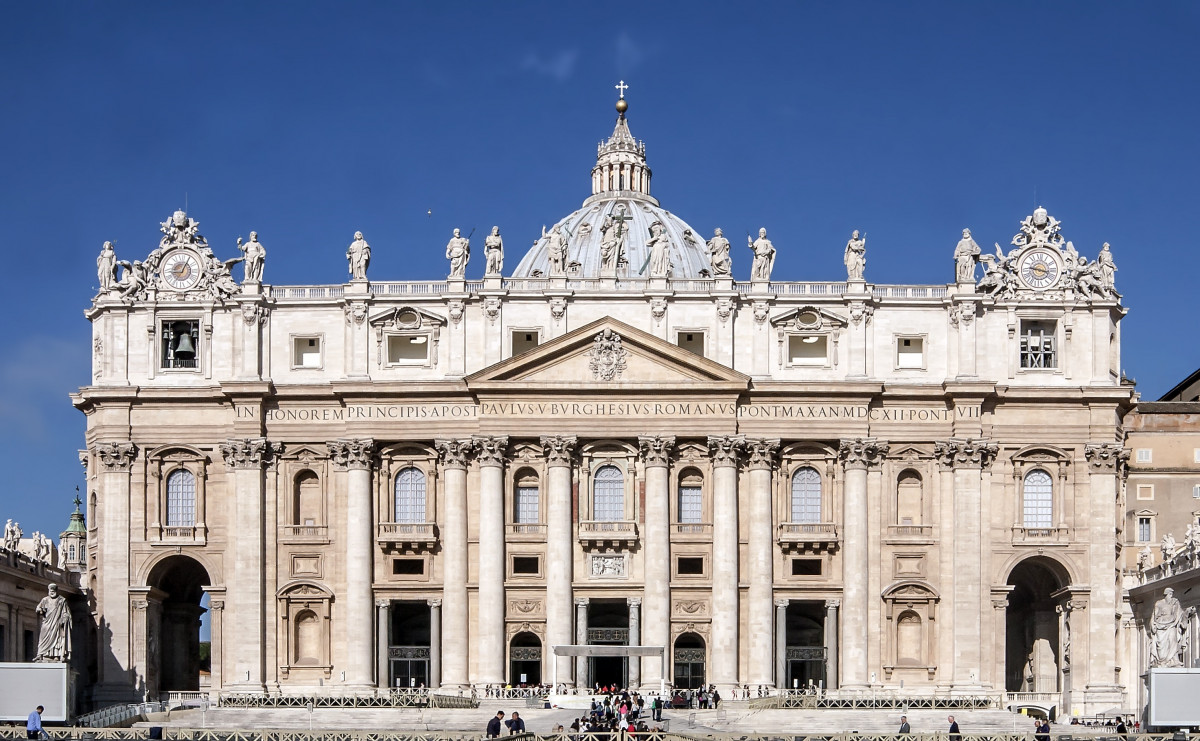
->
[76,90,1133,717]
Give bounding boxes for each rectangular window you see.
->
[676,331,705,356]
[1137,484,1154,500]
[292,336,322,368]
[511,330,540,357]
[1194,449,1200,464]
[1193,484,1200,499]
[1136,449,1153,463]
[896,336,925,369]
[160,319,200,369]
[512,556,540,575]
[678,485,702,524]
[392,558,424,576]
[515,486,539,524]
[792,558,822,576]
[788,335,828,366]
[387,335,429,364]
[677,557,704,576]
[1019,320,1057,369]
[1138,517,1152,543]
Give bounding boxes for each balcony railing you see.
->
[280,524,330,543]
[778,522,839,552]
[161,526,196,539]
[377,522,437,551]
[672,522,713,538]
[506,523,548,540]
[1010,525,1070,545]
[578,520,638,548]
[885,524,935,542]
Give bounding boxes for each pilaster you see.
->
[838,438,888,688]
[94,441,137,703]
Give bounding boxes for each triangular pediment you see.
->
[465,317,750,391]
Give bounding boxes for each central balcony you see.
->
[377,522,438,552]
[578,520,639,550]
[778,522,839,553]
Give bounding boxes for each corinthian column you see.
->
[541,436,577,685]
[745,438,779,686]
[639,435,674,688]
[474,435,508,685]
[328,438,376,687]
[436,438,474,688]
[220,437,275,691]
[93,441,137,702]
[708,435,744,691]
[933,437,996,688]
[838,437,888,689]
[1083,443,1130,697]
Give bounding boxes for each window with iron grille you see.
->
[1022,470,1053,528]
[678,485,702,524]
[1020,321,1057,369]
[593,465,624,521]
[166,469,196,527]
[791,467,822,523]
[515,485,539,524]
[394,467,426,523]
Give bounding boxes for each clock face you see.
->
[162,250,202,290]
[1019,249,1061,290]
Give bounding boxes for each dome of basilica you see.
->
[511,96,714,280]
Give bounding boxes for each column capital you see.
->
[825,599,841,610]
[540,435,577,467]
[932,437,997,470]
[707,435,745,468]
[774,598,790,609]
[94,441,138,471]
[375,598,391,609]
[627,597,642,607]
[220,437,276,470]
[435,439,475,470]
[574,597,590,607]
[473,435,509,468]
[638,435,675,468]
[744,438,780,470]
[327,438,375,470]
[427,598,442,609]
[839,437,889,470]
[1084,442,1130,474]
[210,600,225,611]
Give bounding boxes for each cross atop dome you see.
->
[615,80,628,99]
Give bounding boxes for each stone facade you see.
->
[74,93,1134,714]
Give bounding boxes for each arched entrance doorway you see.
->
[145,555,210,695]
[510,632,542,685]
[672,633,705,689]
[1006,557,1068,693]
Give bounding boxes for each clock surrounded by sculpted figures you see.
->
[162,250,202,290]
[1018,248,1061,290]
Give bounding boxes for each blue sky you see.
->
[2,2,1198,538]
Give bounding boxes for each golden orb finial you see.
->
[615,98,628,115]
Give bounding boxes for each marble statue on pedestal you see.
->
[3,519,19,551]
[347,231,371,280]
[1138,544,1153,573]
[599,209,629,277]
[1149,588,1189,667]
[844,230,866,281]
[446,229,470,279]
[1097,242,1116,291]
[35,583,71,663]
[97,241,117,292]
[706,228,732,277]
[954,229,981,283]
[237,232,266,283]
[484,226,504,276]
[645,221,672,277]
[543,225,568,277]
[748,228,776,281]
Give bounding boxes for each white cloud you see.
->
[520,49,580,82]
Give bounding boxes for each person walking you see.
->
[26,706,43,740]
[486,711,505,739]
[947,715,961,741]
[898,715,911,734]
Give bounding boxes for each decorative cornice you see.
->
[638,435,675,468]
[1084,442,1130,474]
[745,438,780,470]
[95,441,138,472]
[839,437,890,469]
[933,438,998,469]
[473,435,509,467]
[327,438,375,470]
[540,435,578,467]
[435,439,474,470]
[220,438,275,469]
[707,435,745,468]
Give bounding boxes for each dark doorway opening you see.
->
[146,555,211,695]
[673,632,705,689]
[1006,558,1065,693]
[389,601,431,688]
[510,631,542,685]
[785,601,827,690]
[587,599,629,688]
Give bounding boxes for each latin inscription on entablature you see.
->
[239,404,479,422]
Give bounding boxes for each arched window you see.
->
[593,465,624,521]
[896,470,923,525]
[791,467,821,523]
[394,467,427,523]
[896,611,922,665]
[515,470,540,524]
[293,471,321,526]
[1023,470,1053,528]
[678,471,703,524]
[166,469,196,527]
[294,609,321,665]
